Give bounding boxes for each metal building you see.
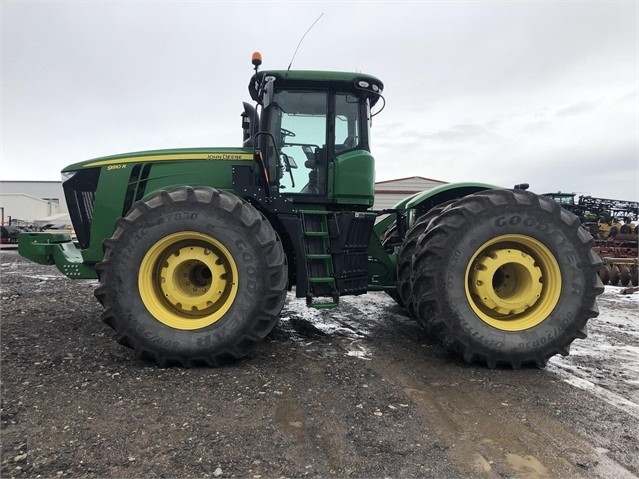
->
[373,176,448,210]
[0,181,68,226]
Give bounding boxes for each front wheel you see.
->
[411,189,603,368]
[95,187,288,367]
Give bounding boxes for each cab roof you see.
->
[249,70,384,106]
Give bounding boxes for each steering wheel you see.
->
[281,128,296,138]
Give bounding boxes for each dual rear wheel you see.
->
[398,189,603,368]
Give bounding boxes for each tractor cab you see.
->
[243,53,384,208]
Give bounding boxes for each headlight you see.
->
[61,171,77,182]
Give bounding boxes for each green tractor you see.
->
[18,53,603,368]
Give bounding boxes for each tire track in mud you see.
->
[546,367,639,421]
[286,291,639,479]
[270,294,464,477]
[368,356,636,479]
[272,376,361,475]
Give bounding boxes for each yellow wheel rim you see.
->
[465,234,561,331]
[138,231,239,330]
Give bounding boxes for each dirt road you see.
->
[1,250,638,478]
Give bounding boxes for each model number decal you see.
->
[207,154,247,160]
[106,164,127,171]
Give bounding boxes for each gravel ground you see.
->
[1,249,638,479]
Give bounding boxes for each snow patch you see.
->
[345,341,372,360]
[548,285,639,415]
[278,292,392,360]
[23,274,64,281]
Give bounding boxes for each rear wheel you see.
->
[411,189,603,368]
[95,187,288,367]
[598,265,610,285]
[397,200,457,322]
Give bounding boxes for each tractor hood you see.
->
[61,147,254,173]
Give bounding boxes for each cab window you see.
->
[335,93,360,152]
[270,90,328,194]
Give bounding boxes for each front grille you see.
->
[64,168,100,249]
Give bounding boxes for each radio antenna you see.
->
[287,13,324,73]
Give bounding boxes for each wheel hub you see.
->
[138,232,239,330]
[465,235,562,331]
[470,248,543,315]
[161,246,229,313]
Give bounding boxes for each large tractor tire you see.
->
[410,189,603,368]
[397,200,457,323]
[396,215,433,321]
[95,187,288,367]
[382,200,459,311]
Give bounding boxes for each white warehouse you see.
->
[0,181,69,226]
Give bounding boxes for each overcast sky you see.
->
[2,1,638,201]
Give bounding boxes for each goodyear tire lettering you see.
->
[410,189,602,368]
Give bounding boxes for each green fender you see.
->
[373,181,500,238]
[369,182,501,290]
[405,181,498,218]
